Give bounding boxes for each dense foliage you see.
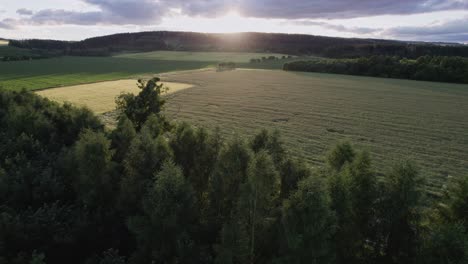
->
[284,56,468,84]
[0,79,467,264]
[9,31,468,58]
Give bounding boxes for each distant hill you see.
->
[9,31,468,58]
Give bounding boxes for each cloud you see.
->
[4,0,468,28]
[17,8,34,16]
[160,0,468,19]
[385,16,468,42]
[4,0,163,27]
[292,20,381,34]
[0,19,15,29]
[237,0,468,19]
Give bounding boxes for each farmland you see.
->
[36,79,193,114]
[3,50,468,194]
[157,69,468,195]
[114,51,288,63]
[0,45,34,58]
[0,51,290,91]
[0,56,210,91]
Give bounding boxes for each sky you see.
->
[0,0,467,43]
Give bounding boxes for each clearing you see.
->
[36,79,193,114]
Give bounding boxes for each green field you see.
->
[114,51,288,63]
[0,45,34,58]
[160,69,468,196]
[0,51,288,91]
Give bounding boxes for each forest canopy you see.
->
[0,79,467,264]
[9,31,468,58]
[284,56,468,84]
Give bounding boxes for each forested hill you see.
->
[9,31,468,58]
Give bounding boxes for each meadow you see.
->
[0,56,210,91]
[0,45,34,58]
[158,69,468,196]
[0,51,288,91]
[114,51,288,63]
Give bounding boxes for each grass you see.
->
[36,79,193,114]
[0,45,34,58]
[114,51,288,63]
[0,56,212,91]
[0,51,287,91]
[157,69,468,196]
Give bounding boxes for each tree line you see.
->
[0,79,467,264]
[9,31,468,58]
[284,55,468,84]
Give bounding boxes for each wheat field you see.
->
[161,69,468,196]
[36,79,193,114]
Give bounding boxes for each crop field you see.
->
[0,56,211,91]
[114,51,288,63]
[158,69,468,196]
[0,51,287,91]
[0,40,9,46]
[0,45,34,58]
[36,79,193,114]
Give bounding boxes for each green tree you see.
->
[279,158,311,200]
[170,123,222,201]
[326,142,355,171]
[280,176,336,264]
[29,251,46,264]
[120,129,172,213]
[209,137,252,225]
[128,162,196,263]
[378,161,424,264]
[420,223,468,264]
[328,168,353,264]
[346,151,378,261]
[239,151,280,264]
[110,115,137,162]
[444,175,468,228]
[251,129,286,167]
[72,129,116,208]
[116,78,169,130]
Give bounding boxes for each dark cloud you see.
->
[156,0,468,19]
[5,0,162,27]
[83,0,160,22]
[293,20,381,34]
[4,0,468,28]
[385,17,468,42]
[237,0,468,19]
[17,8,34,16]
[0,19,15,29]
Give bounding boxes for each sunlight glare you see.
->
[210,11,246,33]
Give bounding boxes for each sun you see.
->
[211,11,246,33]
[162,10,270,34]
[188,11,250,33]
